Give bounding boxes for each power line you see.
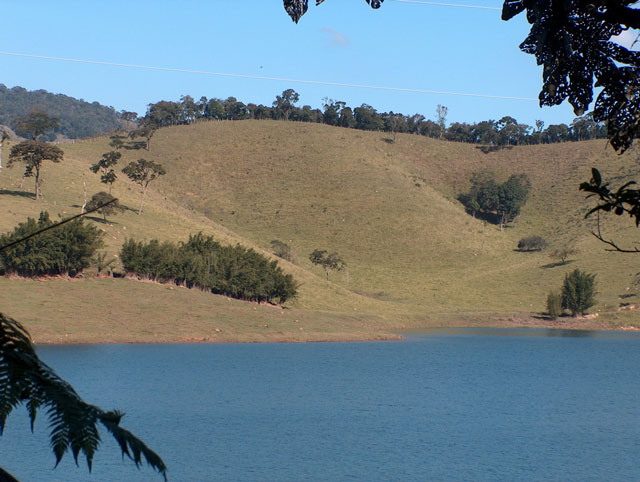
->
[390,0,501,10]
[0,51,537,102]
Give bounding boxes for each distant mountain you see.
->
[0,84,123,140]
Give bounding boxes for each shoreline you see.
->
[31,317,640,345]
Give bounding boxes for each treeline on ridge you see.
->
[140,89,607,146]
[120,233,297,304]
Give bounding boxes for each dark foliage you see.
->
[86,192,125,222]
[309,249,346,280]
[0,312,167,479]
[459,171,531,228]
[0,85,122,140]
[0,212,103,277]
[562,269,597,316]
[120,233,297,303]
[502,0,640,153]
[518,235,547,252]
[546,290,563,319]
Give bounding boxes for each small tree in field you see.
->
[562,269,597,317]
[8,140,63,200]
[546,290,563,319]
[90,151,121,194]
[122,159,166,214]
[86,192,125,222]
[309,249,346,280]
[550,244,578,265]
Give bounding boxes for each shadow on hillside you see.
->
[619,293,637,300]
[0,189,35,199]
[351,289,398,302]
[540,260,575,269]
[475,145,514,155]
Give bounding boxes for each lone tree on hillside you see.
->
[87,192,125,222]
[309,249,346,280]
[122,159,166,214]
[562,269,597,317]
[11,111,59,141]
[90,151,122,194]
[8,140,63,200]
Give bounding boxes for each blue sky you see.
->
[0,1,634,128]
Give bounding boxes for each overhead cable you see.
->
[0,51,537,102]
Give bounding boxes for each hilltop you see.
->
[0,84,122,140]
[1,119,639,343]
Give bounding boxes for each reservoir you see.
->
[2,328,640,481]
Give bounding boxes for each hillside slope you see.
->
[1,120,639,341]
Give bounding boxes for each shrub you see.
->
[549,244,577,264]
[270,239,295,263]
[562,269,597,316]
[0,211,103,277]
[546,290,563,319]
[86,191,125,222]
[119,233,297,304]
[517,235,547,251]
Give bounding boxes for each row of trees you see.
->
[133,90,607,147]
[120,234,297,304]
[458,169,531,230]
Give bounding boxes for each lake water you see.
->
[2,328,640,481]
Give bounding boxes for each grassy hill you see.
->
[1,120,640,342]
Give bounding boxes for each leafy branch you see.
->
[580,168,640,253]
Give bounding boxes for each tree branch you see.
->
[591,212,640,253]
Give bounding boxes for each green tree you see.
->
[0,211,103,277]
[86,192,125,222]
[309,249,346,280]
[273,89,300,120]
[122,159,166,214]
[8,140,63,200]
[11,110,59,140]
[90,151,121,194]
[562,269,597,317]
[546,290,563,319]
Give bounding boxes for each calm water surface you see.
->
[2,328,640,481]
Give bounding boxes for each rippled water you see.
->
[2,328,640,481]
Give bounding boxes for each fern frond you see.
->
[0,312,167,479]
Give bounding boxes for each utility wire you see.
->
[390,0,501,10]
[0,51,537,102]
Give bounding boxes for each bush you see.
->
[86,192,125,222]
[517,235,547,251]
[120,233,297,304]
[546,290,563,319]
[0,211,103,277]
[270,239,295,263]
[562,269,597,316]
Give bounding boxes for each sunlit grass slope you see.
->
[1,119,640,342]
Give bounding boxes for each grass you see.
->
[1,120,640,342]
